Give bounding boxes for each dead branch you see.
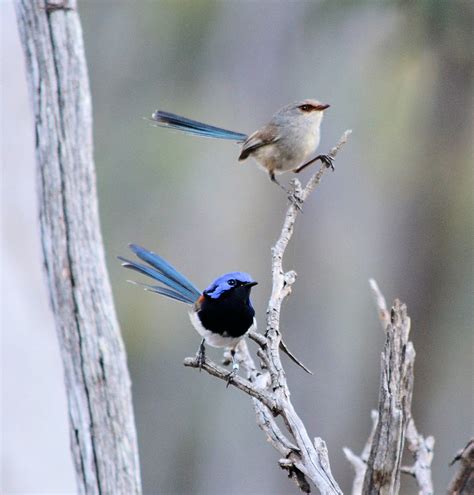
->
[185,130,351,494]
[369,280,434,495]
[403,418,435,495]
[448,439,474,495]
[363,298,414,494]
[15,1,141,493]
[343,410,379,495]
[344,280,434,495]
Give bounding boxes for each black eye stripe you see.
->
[299,104,314,112]
[227,279,237,286]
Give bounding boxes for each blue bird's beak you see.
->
[243,281,258,288]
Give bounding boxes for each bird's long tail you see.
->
[150,110,247,141]
[119,244,201,304]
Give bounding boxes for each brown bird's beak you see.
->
[315,103,330,111]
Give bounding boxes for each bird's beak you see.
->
[244,281,258,288]
[315,103,330,111]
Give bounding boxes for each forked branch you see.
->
[185,130,351,494]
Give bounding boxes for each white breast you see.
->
[189,311,257,349]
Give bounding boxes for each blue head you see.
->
[204,272,257,300]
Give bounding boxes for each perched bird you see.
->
[151,99,333,198]
[119,244,257,379]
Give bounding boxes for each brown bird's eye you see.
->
[299,104,314,112]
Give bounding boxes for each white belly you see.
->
[189,311,257,349]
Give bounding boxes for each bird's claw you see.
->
[196,353,205,371]
[288,192,303,211]
[226,360,239,388]
[319,154,335,171]
[226,369,237,388]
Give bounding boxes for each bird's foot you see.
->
[226,371,235,388]
[270,172,303,210]
[196,340,206,371]
[226,369,238,388]
[317,154,335,171]
[226,359,239,388]
[196,352,205,371]
[288,192,304,211]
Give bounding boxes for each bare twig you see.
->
[404,418,435,494]
[279,338,313,375]
[369,278,391,329]
[343,410,378,495]
[448,439,474,494]
[249,330,313,374]
[343,448,367,495]
[299,130,352,203]
[185,130,351,494]
[361,411,380,462]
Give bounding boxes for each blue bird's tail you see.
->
[151,110,247,142]
[119,244,201,304]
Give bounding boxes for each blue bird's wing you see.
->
[119,244,201,305]
[151,110,247,142]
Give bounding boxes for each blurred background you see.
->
[2,1,472,493]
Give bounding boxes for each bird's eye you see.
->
[227,279,237,286]
[299,104,313,112]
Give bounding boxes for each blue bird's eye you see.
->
[227,279,237,286]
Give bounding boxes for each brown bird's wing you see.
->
[238,124,280,161]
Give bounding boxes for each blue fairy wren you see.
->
[119,244,257,378]
[150,99,333,197]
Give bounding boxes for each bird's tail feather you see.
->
[119,244,201,305]
[151,110,247,142]
[127,280,193,304]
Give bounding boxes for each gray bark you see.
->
[362,300,415,494]
[15,1,142,493]
[448,439,474,495]
[344,281,434,495]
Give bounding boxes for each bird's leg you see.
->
[226,349,239,388]
[269,171,303,210]
[295,154,335,173]
[196,339,206,371]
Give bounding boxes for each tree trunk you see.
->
[15,1,142,493]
